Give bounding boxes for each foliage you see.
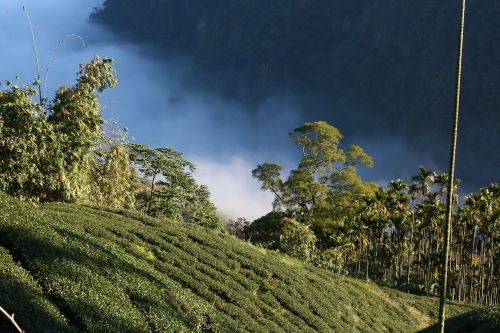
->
[353,177,499,306]
[244,212,286,248]
[253,121,375,222]
[253,123,499,305]
[0,194,477,332]
[0,247,76,333]
[226,217,250,238]
[0,57,117,204]
[90,120,138,209]
[313,248,346,275]
[279,218,317,263]
[48,56,117,202]
[252,121,375,270]
[1,59,219,230]
[128,143,220,229]
[0,84,62,201]
[420,305,499,333]
[92,136,136,209]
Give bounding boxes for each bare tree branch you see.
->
[0,306,24,333]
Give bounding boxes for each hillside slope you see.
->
[421,306,499,333]
[92,0,500,190]
[0,194,486,332]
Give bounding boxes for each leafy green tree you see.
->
[244,212,286,248]
[279,218,317,263]
[128,143,221,229]
[0,83,62,201]
[128,143,193,214]
[411,166,436,202]
[226,217,250,238]
[48,56,117,202]
[179,183,220,229]
[252,121,375,270]
[314,247,348,274]
[91,122,136,209]
[253,122,375,224]
[252,163,284,211]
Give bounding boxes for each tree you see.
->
[249,124,498,304]
[253,122,375,224]
[0,57,118,203]
[91,121,136,208]
[252,121,376,270]
[227,217,250,238]
[48,56,117,202]
[128,143,221,229]
[0,56,223,232]
[244,212,286,248]
[411,166,436,202]
[0,83,62,201]
[279,218,317,263]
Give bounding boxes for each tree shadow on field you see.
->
[0,274,77,333]
[418,306,500,333]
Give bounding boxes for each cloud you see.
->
[0,0,300,218]
[191,156,275,221]
[2,1,456,220]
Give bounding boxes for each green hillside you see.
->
[92,0,500,190]
[0,193,489,332]
[421,306,499,333]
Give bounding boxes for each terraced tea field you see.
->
[0,194,493,332]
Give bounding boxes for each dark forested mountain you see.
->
[92,0,499,191]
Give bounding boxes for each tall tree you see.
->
[48,56,117,202]
[0,84,62,200]
[252,121,376,270]
[0,57,117,203]
[128,143,221,229]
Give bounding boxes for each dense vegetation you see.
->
[0,59,219,229]
[1,20,497,327]
[0,194,489,333]
[243,122,499,306]
[92,0,500,190]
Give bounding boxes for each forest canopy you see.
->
[246,122,499,305]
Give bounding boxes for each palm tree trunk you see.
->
[469,225,477,302]
[366,246,370,281]
[407,246,411,292]
[357,246,362,278]
[489,231,494,305]
[438,0,467,331]
[480,240,485,304]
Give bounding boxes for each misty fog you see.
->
[0,0,459,220]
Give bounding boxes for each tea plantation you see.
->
[0,194,495,332]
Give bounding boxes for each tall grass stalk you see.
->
[21,4,42,105]
[43,34,86,100]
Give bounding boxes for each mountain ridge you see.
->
[91,0,500,192]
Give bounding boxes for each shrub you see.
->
[313,248,345,274]
[279,218,317,263]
